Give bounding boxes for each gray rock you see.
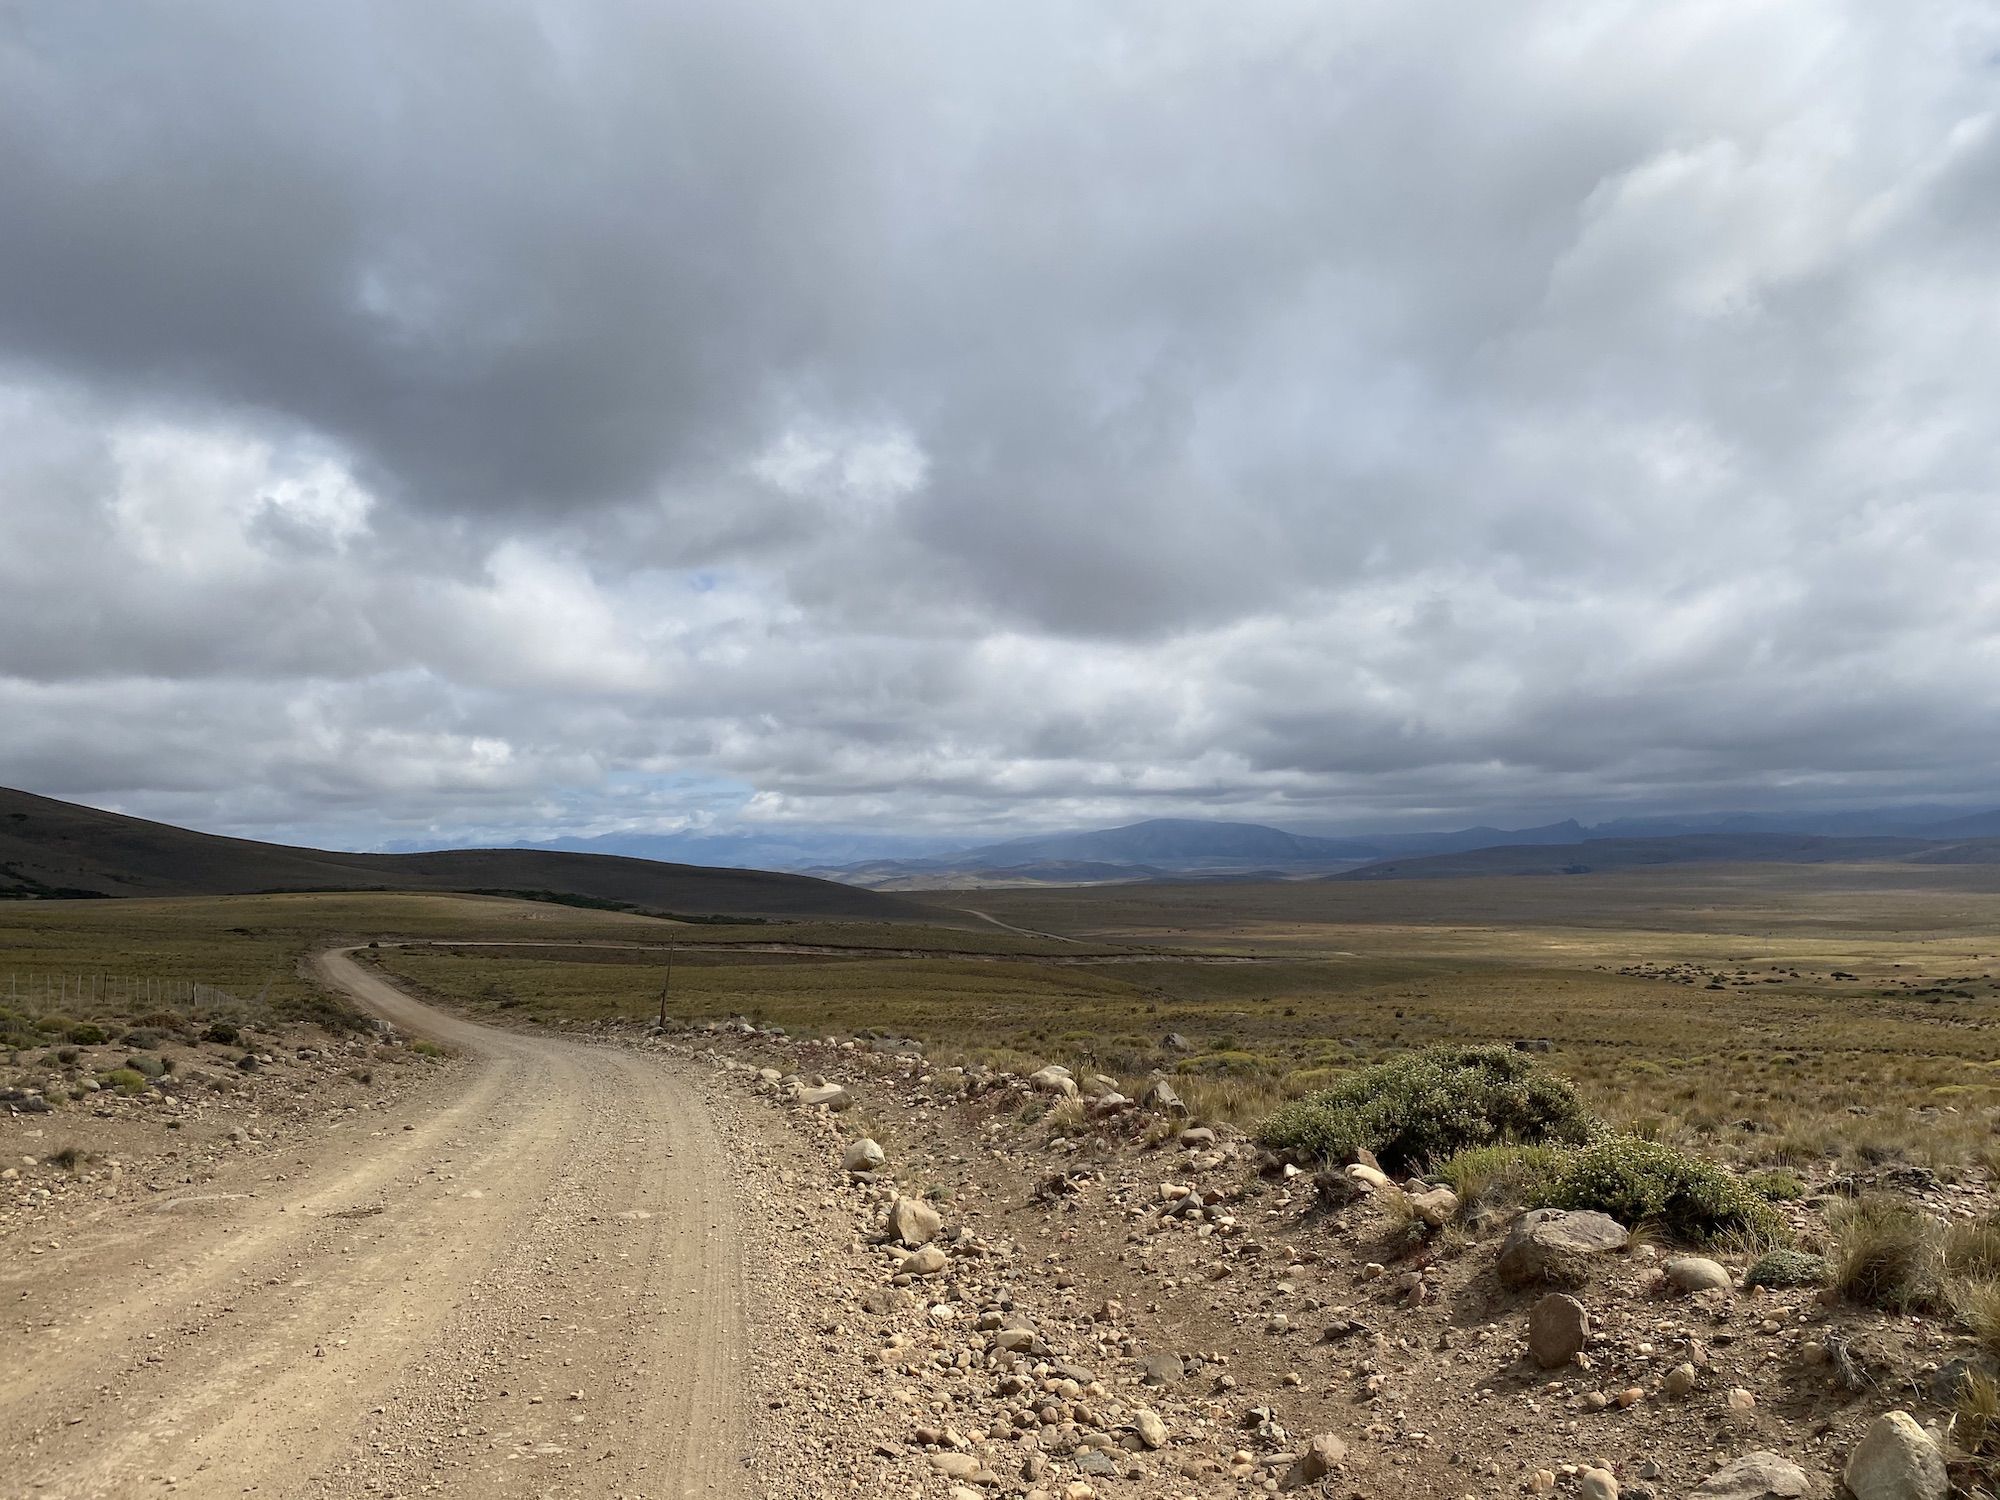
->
[1283,1434,1347,1488]
[1527,1292,1588,1369]
[1665,1256,1734,1293]
[1143,1077,1188,1114]
[1496,1208,1630,1288]
[1138,1353,1184,1386]
[1690,1451,1815,1499]
[886,1194,943,1247]
[1029,1066,1077,1097]
[1407,1185,1459,1228]
[842,1138,885,1173]
[1845,1411,1946,1500]
[796,1082,851,1110]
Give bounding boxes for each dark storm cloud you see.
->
[2,1,1999,844]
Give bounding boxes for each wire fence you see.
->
[3,973,243,1012]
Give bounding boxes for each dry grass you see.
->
[1828,1196,1946,1312]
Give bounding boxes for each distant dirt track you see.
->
[0,947,751,1499]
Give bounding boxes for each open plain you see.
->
[6,866,2000,1498]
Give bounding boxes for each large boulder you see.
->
[1690,1452,1815,1499]
[1845,1412,1946,1500]
[1283,1434,1346,1488]
[885,1194,944,1247]
[796,1082,852,1111]
[1496,1209,1629,1288]
[1029,1066,1078,1098]
[1406,1185,1459,1228]
[1142,1076,1188,1115]
[1527,1293,1589,1369]
[1666,1255,1734,1293]
[842,1138,886,1173]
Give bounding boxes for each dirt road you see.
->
[0,947,751,1500]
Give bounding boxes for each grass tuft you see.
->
[1828,1195,1944,1311]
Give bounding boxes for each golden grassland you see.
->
[8,866,2000,1175]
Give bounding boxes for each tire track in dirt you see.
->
[0,947,751,1500]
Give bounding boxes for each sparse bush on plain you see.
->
[99,1067,148,1094]
[1433,1143,1572,1218]
[1257,1045,1601,1174]
[1828,1194,1944,1311]
[1745,1168,1807,1201]
[1534,1136,1778,1243]
[1744,1248,1827,1289]
[64,1022,109,1045]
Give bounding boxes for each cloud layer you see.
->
[3,2,1998,847]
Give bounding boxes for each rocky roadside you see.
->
[0,1019,457,1241]
[636,1016,1986,1500]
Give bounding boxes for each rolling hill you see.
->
[0,787,923,920]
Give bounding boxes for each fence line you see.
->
[3,973,243,1013]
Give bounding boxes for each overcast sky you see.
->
[2,2,1998,850]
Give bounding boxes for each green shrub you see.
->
[124,1053,167,1078]
[1434,1143,1573,1217]
[100,1067,149,1094]
[409,1040,446,1059]
[1257,1045,1601,1173]
[202,1020,241,1045]
[122,1028,164,1049]
[1534,1137,1778,1242]
[1745,1169,1807,1202]
[1828,1195,1943,1311]
[1745,1248,1827,1289]
[64,1022,109,1046]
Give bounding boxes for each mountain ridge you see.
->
[0,787,923,920]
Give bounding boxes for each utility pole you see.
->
[656,944,676,1030]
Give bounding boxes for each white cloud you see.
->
[2,2,2000,846]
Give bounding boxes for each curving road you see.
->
[0,946,751,1500]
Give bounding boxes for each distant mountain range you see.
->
[803,810,2000,889]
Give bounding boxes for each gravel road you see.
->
[0,946,752,1500]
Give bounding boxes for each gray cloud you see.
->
[2,2,1999,848]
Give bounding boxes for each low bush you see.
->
[1433,1143,1572,1217]
[1744,1248,1827,1289]
[202,1019,241,1045]
[1827,1195,1944,1311]
[1534,1137,1778,1242]
[1257,1045,1601,1173]
[64,1023,109,1046]
[410,1040,447,1059]
[1745,1169,1808,1202]
[100,1067,149,1094]
[124,1052,168,1078]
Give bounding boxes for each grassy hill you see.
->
[0,786,924,920]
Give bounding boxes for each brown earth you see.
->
[0,948,757,1500]
[5,944,1982,1500]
